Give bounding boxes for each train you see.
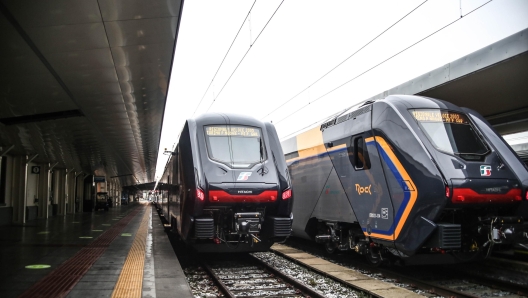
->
[281,95,528,265]
[155,113,293,252]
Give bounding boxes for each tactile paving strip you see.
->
[19,206,144,298]
[111,206,150,298]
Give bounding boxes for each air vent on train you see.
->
[194,218,214,239]
[269,217,292,237]
[425,223,461,249]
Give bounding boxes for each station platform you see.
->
[0,202,193,298]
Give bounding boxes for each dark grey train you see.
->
[155,113,293,252]
[281,95,528,265]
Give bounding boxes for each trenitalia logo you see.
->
[355,184,372,195]
[237,172,252,181]
[480,165,491,176]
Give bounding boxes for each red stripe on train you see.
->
[452,188,521,203]
[209,190,277,203]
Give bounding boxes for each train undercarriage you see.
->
[188,206,292,253]
[312,208,528,265]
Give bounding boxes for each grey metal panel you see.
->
[25,23,109,53]
[289,152,334,240]
[3,0,101,27]
[365,28,528,103]
[311,167,356,223]
[105,17,178,47]
[449,30,528,80]
[119,78,167,95]
[511,143,528,161]
[116,63,171,82]
[281,137,297,155]
[60,68,119,85]
[0,17,50,77]
[99,0,182,21]
[68,82,123,97]
[0,0,183,185]
[389,65,450,97]
[112,43,174,67]
[45,48,115,71]
[0,53,50,78]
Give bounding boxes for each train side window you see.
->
[350,136,370,170]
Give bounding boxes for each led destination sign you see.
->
[411,109,469,124]
[205,126,261,137]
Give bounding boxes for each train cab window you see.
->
[205,125,266,168]
[350,136,371,170]
[410,109,489,159]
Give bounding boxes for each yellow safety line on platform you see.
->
[111,207,150,298]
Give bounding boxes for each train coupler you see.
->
[234,212,262,235]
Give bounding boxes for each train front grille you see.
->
[194,218,214,239]
[270,217,292,237]
[425,223,461,249]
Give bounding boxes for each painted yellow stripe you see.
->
[296,127,325,158]
[286,133,346,165]
[367,136,417,240]
[112,207,150,298]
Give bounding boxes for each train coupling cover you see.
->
[235,212,262,235]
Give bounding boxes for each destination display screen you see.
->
[205,125,261,137]
[410,109,469,124]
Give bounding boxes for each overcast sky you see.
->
[155,0,528,179]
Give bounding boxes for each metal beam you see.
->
[0,145,14,156]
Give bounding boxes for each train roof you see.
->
[320,95,467,131]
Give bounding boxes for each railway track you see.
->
[200,254,326,298]
[275,238,528,298]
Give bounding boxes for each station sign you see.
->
[31,166,40,174]
[94,176,106,183]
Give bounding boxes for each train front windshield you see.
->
[410,109,488,157]
[205,125,266,168]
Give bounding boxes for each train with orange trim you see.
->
[155,113,293,252]
[281,95,528,265]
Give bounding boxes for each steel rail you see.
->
[200,254,327,298]
[201,261,237,298]
[271,245,482,298]
[248,254,327,298]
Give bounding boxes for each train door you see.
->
[359,133,396,242]
[370,100,439,255]
[323,108,395,243]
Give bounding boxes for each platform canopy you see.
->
[365,28,528,136]
[0,0,183,186]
